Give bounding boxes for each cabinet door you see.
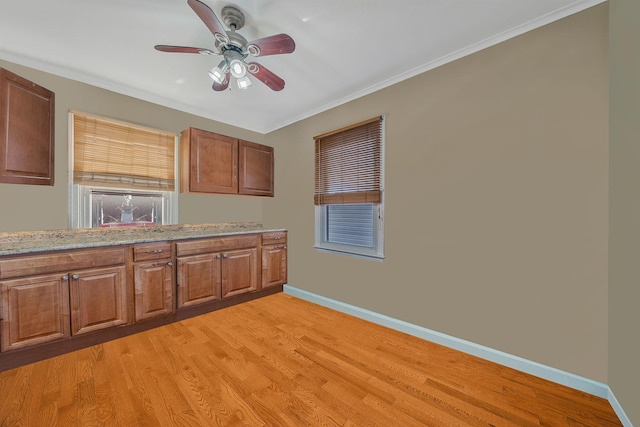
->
[134,261,174,321]
[181,128,238,194]
[261,245,288,288]
[176,254,221,309]
[221,248,258,298]
[238,140,274,196]
[0,274,70,352]
[69,266,128,335]
[0,68,55,186]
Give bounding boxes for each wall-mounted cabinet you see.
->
[180,127,274,197]
[0,68,55,186]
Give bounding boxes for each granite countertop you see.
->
[0,223,285,256]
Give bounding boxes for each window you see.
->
[314,116,384,260]
[68,111,178,228]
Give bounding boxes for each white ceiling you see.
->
[0,0,603,134]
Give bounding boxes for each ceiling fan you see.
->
[155,0,295,91]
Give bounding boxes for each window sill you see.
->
[314,246,384,262]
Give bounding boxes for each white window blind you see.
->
[71,111,176,191]
[326,204,375,247]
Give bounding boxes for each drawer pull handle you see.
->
[147,249,164,253]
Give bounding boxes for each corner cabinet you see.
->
[180,127,274,197]
[0,67,55,186]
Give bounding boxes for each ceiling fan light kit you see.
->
[155,0,295,92]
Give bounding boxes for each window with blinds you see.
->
[71,111,176,191]
[314,116,384,260]
[68,111,178,229]
[314,116,382,205]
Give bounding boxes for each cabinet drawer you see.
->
[175,234,259,257]
[262,231,287,246]
[133,242,172,262]
[0,247,126,280]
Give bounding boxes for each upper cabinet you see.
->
[180,127,274,197]
[0,68,55,186]
[239,139,274,196]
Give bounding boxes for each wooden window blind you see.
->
[71,111,176,191]
[314,116,383,205]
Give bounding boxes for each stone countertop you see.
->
[0,223,285,256]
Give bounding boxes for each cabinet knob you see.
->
[222,254,228,259]
[216,254,221,259]
[283,246,287,250]
[61,275,69,281]
[72,274,80,280]
[167,261,173,266]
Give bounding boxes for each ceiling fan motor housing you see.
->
[221,6,245,30]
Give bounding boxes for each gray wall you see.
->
[609,0,640,423]
[265,4,609,383]
[0,59,266,232]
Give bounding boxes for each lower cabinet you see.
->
[0,274,70,352]
[69,266,128,335]
[133,242,174,321]
[175,234,259,309]
[221,248,258,298]
[0,247,128,350]
[261,231,288,288]
[176,254,221,308]
[0,230,286,358]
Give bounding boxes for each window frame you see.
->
[314,116,385,261]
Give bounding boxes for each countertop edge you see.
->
[0,223,287,256]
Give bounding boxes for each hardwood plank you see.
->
[0,293,622,426]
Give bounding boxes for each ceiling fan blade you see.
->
[247,62,285,91]
[154,45,215,55]
[212,72,230,91]
[247,34,295,57]
[187,0,229,44]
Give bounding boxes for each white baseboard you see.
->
[283,285,632,426]
[608,388,634,427]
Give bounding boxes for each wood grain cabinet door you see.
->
[176,254,222,308]
[181,128,238,194]
[134,261,174,322]
[238,140,274,196]
[69,266,128,336]
[0,274,70,352]
[221,248,258,298]
[0,68,55,186]
[261,245,288,289]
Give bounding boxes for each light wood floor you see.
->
[0,293,621,426]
